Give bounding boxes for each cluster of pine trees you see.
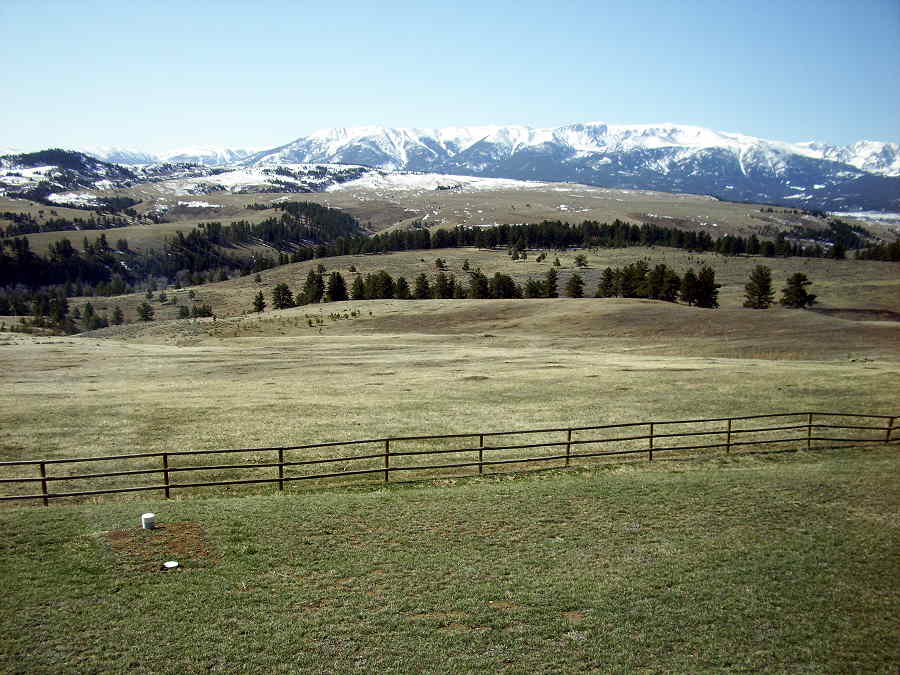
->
[198,201,363,250]
[309,218,871,261]
[595,262,721,307]
[854,239,900,261]
[253,261,723,311]
[6,292,127,334]
[743,266,817,309]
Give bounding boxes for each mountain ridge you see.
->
[2,122,899,212]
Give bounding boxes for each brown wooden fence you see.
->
[1,411,895,506]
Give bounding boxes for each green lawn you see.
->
[1,446,896,672]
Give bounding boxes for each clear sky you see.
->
[2,0,898,152]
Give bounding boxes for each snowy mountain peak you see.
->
[4,122,897,212]
[83,145,262,166]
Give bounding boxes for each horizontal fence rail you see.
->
[0,411,895,506]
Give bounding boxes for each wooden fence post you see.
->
[886,417,896,444]
[726,418,732,454]
[565,429,572,467]
[807,413,814,450]
[278,448,284,492]
[39,462,49,507]
[384,439,390,483]
[162,453,170,499]
[478,434,484,475]
[648,423,654,462]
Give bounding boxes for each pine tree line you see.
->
[254,263,722,310]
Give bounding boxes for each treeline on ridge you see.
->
[261,217,886,262]
[259,259,721,310]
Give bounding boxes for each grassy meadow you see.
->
[1,447,897,671]
[50,245,900,325]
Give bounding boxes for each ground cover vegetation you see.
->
[0,447,896,671]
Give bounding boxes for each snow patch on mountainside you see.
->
[326,171,550,193]
[153,164,371,195]
[46,192,103,207]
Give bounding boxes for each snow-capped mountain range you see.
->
[83,145,262,167]
[2,123,898,212]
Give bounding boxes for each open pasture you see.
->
[60,246,900,328]
[2,297,897,500]
[0,446,897,671]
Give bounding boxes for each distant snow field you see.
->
[833,210,900,223]
[325,171,550,193]
[46,192,102,207]
[176,200,221,208]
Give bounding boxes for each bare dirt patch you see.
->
[562,610,587,622]
[104,521,219,572]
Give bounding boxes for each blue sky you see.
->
[2,0,898,152]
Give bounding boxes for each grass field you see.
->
[2,296,897,504]
[1,447,897,672]
[47,246,900,326]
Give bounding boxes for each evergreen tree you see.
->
[645,264,668,300]
[694,266,721,308]
[743,265,775,309]
[350,275,366,300]
[372,270,394,299]
[660,268,682,302]
[49,292,69,324]
[253,290,267,312]
[467,269,491,299]
[748,234,761,255]
[325,271,348,302]
[596,267,617,298]
[271,283,294,309]
[524,278,544,298]
[621,261,649,298]
[433,271,453,299]
[544,268,559,298]
[395,276,411,299]
[111,306,124,325]
[81,302,101,330]
[564,273,585,298]
[413,273,431,299]
[680,268,699,306]
[137,301,154,321]
[299,270,325,304]
[780,273,816,308]
[490,272,520,299]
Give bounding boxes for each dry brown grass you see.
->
[2,304,896,474]
[2,246,896,494]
